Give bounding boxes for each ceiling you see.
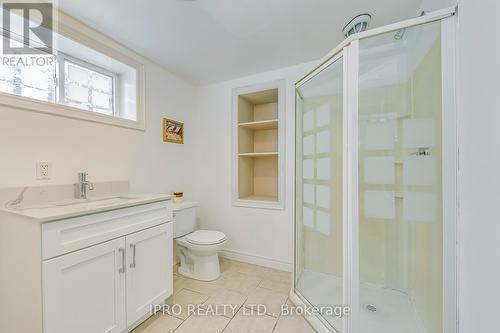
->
[58,0,426,85]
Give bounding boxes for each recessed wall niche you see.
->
[232,80,285,209]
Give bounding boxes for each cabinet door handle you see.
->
[130,244,136,268]
[119,248,125,273]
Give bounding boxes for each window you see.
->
[62,57,116,116]
[0,54,56,103]
[0,8,143,129]
[0,53,117,116]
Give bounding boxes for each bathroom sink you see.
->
[53,195,138,207]
[7,195,144,212]
[52,199,87,206]
[2,193,171,222]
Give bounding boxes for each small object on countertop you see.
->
[173,191,183,203]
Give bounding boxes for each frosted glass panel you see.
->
[303,135,314,155]
[23,87,49,101]
[66,84,88,104]
[295,19,446,333]
[303,159,314,179]
[364,156,395,184]
[316,104,330,127]
[67,63,88,85]
[295,54,343,331]
[303,207,314,228]
[303,111,314,132]
[316,130,330,154]
[363,121,396,150]
[22,67,49,87]
[316,185,330,209]
[92,91,112,109]
[316,211,331,236]
[404,156,436,185]
[364,191,395,219]
[64,60,115,114]
[403,191,436,223]
[0,56,56,103]
[303,184,315,205]
[358,21,443,333]
[402,118,436,148]
[316,158,330,180]
[92,74,113,93]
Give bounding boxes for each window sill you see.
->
[0,92,145,131]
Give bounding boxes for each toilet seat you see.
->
[186,230,226,245]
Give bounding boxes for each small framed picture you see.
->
[163,118,184,144]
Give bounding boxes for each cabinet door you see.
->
[126,223,173,326]
[43,237,127,333]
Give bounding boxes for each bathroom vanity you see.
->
[0,193,173,333]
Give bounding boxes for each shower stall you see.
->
[293,8,457,333]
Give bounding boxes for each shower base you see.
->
[296,270,426,333]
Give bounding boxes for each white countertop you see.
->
[0,193,173,223]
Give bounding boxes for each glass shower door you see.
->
[293,10,456,333]
[295,55,344,331]
[356,21,443,333]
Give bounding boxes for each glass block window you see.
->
[64,60,114,115]
[0,8,139,126]
[0,55,56,103]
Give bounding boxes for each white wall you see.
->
[0,62,198,198]
[194,62,314,270]
[457,0,500,332]
[420,0,456,12]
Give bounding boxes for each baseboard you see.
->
[219,248,292,272]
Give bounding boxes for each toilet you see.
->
[173,201,227,281]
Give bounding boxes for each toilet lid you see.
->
[186,230,226,245]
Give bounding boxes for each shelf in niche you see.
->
[238,119,278,130]
[239,195,278,202]
[233,80,285,210]
[238,152,278,157]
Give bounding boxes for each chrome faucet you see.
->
[78,172,94,199]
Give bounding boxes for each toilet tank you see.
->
[172,201,198,238]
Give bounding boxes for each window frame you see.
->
[0,10,146,131]
[57,52,119,117]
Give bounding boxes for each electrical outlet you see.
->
[36,161,51,180]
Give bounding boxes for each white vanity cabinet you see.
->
[43,223,172,333]
[0,197,173,333]
[43,237,128,333]
[125,224,172,326]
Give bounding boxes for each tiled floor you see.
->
[131,258,316,333]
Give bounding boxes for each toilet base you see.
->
[178,253,221,281]
[175,234,226,282]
